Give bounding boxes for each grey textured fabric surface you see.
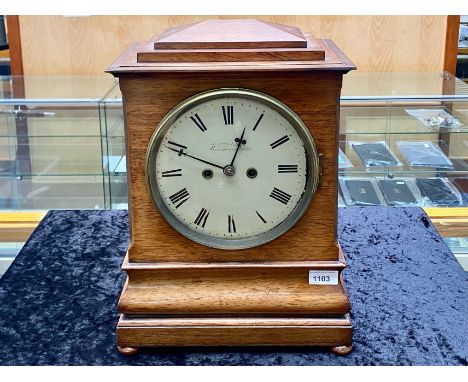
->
[0,208,467,365]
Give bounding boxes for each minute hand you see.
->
[165,146,225,170]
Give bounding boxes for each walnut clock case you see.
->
[107,19,355,355]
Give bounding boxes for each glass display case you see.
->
[340,72,468,269]
[340,72,468,208]
[1,72,467,275]
[0,75,118,211]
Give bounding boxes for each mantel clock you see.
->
[108,19,356,355]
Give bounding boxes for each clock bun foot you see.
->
[117,346,139,356]
[331,345,353,356]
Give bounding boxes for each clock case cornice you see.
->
[107,19,355,74]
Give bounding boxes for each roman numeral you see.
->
[278,165,298,173]
[222,105,234,125]
[167,141,187,150]
[194,208,209,228]
[168,188,190,208]
[256,210,267,224]
[252,113,264,131]
[270,187,292,205]
[161,169,182,177]
[190,113,207,132]
[228,215,237,233]
[270,135,290,149]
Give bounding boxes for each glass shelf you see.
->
[0,175,106,210]
[341,104,468,135]
[339,140,468,176]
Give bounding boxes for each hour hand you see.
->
[229,127,247,167]
[165,146,225,170]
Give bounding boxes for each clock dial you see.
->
[146,89,319,249]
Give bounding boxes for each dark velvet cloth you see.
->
[0,208,467,365]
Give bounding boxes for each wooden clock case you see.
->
[107,19,355,355]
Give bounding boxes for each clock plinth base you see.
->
[117,250,352,353]
[116,314,352,351]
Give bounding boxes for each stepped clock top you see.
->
[107,18,355,73]
[153,19,308,49]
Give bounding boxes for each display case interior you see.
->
[0,75,119,211]
[339,72,468,210]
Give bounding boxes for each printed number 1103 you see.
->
[308,271,339,285]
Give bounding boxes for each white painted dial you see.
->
[146,89,319,249]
